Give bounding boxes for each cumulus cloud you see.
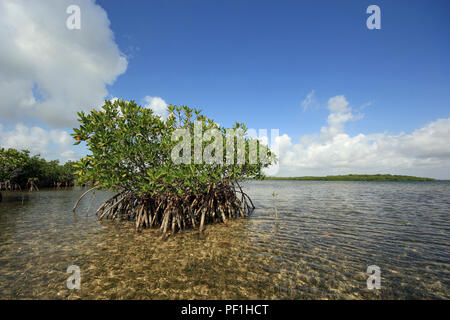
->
[0,123,80,162]
[0,0,127,127]
[320,95,362,141]
[143,96,169,119]
[270,95,450,179]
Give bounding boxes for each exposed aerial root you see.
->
[95,181,254,237]
[72,186,98,214]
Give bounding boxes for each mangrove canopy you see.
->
[0,148,76,192]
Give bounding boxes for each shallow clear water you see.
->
[0,181,449,299]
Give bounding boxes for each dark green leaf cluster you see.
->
[0,148,76,188]
[72,99,276,195]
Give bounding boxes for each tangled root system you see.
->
[90,181,254,237]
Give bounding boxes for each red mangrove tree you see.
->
[72,99,276,237]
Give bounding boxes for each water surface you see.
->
[0,181,449,299]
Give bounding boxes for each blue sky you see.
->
[100,0,450,138]
[0,0,449,177]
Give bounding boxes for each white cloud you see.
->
[269,95,450,179]
[301,90,318,111]
[0,123,80,162]
[320,95,362,141]
[143,96,169,119]
[0,0,127,127]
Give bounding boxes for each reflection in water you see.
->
[0,181,449,299]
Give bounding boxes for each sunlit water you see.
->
[0,181,449,299]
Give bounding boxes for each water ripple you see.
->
[0,181,449,299]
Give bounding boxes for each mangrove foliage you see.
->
[0,148,76,192]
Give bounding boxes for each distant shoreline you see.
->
[259,174,438,181]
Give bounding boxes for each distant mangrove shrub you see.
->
[72,99,276,236]
[0,148,76,191]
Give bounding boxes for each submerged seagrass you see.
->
[72,99,275,236]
